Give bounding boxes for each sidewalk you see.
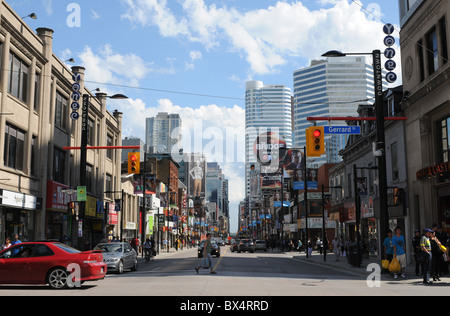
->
[291,250,421,279]
[137,246,197,262]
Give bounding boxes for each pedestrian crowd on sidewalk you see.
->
[382,224,449,285]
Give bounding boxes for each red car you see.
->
[0,241,106,289]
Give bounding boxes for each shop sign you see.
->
[1,189,41,210]
[108,203,118,225]
[416,161,450,180]
[46,180,76,211]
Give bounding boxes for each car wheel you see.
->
[47,268,69,289]
[117,260,124,274]
[131,259,138,271]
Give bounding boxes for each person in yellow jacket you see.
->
[420,229,433,285]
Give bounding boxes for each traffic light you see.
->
[127,152,140,174]
[306,126,325,157]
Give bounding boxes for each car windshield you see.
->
[199,240,217,247]
[54,243,81,254]
[94,244,123,253]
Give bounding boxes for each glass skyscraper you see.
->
[293,56,386,166]
[145,112,182,154]
[245,80,293,197]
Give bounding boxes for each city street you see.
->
[2,246,449,297]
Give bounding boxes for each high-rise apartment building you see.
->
[245,80,293,197]
[145,112,182,154]
[293,57,386,166]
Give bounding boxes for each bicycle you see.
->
[144,248,152,263]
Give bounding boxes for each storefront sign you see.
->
[0,189,41,210]
[108,203,118,225]
[46,180,76,211]
[416,161,450,180]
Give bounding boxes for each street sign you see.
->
[77,186,87,201]
[324,126,361,135]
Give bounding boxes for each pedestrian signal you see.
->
[306,126,325,157]
[393,187,403,205]
[128,152,140,174]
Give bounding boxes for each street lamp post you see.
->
[104,189,125,241]
[78,93,128,250]
[321,50,389,260]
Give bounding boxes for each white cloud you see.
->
[121,0,401,76]
[78,44,151,88]
[42,0,52,15]
[107,96,246,207]
[77,44,176,90]
[185,50,202,69]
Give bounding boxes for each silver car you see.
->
[255,240,268,252]
[94,242,138,274]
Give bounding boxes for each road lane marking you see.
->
[213,246,229,272]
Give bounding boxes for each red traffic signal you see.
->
[313,129,321,138]
[306,126,325,157]
[127,152,140,174]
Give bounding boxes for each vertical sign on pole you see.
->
[71,73,82,120]
[383,23,397,84]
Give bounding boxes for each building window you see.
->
[439,17,448,65]
[440,117,450,163]
[106,134,113,159]
[105,174,112,198]
[8,52,29,103]
[31,135,37,176]
[427,28,439,75]
[3,123,25,171]
[88,118,95,146]
[53,147,66,183]
[55,91,68,129]
[34,72,41,112]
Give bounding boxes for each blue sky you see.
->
[10,0,401,233]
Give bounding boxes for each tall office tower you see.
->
[145,112,182,154]
[245,80,293,198]
[121,137,145,162]
[293,57,387,166]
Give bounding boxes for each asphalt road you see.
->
[2,246,449,298]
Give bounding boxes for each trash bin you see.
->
[347,244,362,267]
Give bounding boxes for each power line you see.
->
[84,80,244,101]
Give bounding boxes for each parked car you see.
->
[230,239,239,252]
[197,239,221,258]
[238,239,255,253]
[0,241,106,289]
[93,242,138,274]
[255,240,268,252]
